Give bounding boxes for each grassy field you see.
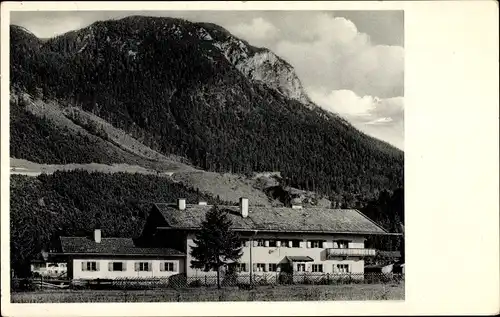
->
[11,283,404,303]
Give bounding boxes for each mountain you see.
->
[10,16,403,205]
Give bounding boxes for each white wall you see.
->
[31,262,67,277]
[185,233,367,276]
[72,257,185,279]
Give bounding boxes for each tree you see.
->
[189,205,243,288]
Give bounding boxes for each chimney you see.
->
[94,228,101,243]
[177,198,186,210]
[94,212,102,243]
[240,197,249,218]
[198,201,208,206]
[291,204,303,209]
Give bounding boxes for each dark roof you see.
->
[286,256,314,262]
[58,237,185,257]
[377,250,402,258]
[154,203,390,235]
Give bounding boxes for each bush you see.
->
[188,279,203,288]
[169,274,188,288]
[256,279,270,286]
[221,273,238,287]
[11,278,36,292]
[237,283,255,290]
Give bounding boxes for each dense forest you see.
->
[10,17,404,206]
[362,188,405,261]
[10,105,124,165]
[10,171,227,276]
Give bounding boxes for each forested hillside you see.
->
[10,104,124,165]
[362,188,405,259]
[10,171,227,276]
[10,16,403,206]
[10,171,403,276]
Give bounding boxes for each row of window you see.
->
[302,264,350,273]
[228,263,351,273]
[241,239,351,249]
[81,261,177,272]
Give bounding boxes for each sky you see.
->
[11,10,404,149]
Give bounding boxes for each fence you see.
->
[11,272,404,292]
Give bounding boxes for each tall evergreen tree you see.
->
[189,206,243,288]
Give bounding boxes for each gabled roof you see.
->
[57,237,185,257]
[153,203,391,235]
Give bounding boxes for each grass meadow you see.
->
[11,283,405,303]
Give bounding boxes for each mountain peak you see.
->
[42,16,313,106]
[10,16,403,204]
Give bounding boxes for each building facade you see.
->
[140,198,396,279]
[47,233,185,279]
[45,197,398,280]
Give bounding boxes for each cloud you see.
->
[266,13,404,98]
[229,17,279,44]
[340,45,404,98]
[11,12,90,38]
[224,12,404,148]
[308,89,378,118]
[366,117,393,125]
[309,89,404,149]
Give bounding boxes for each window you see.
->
[160,262,176,272]
[108,261,126,271]
[280,240,289,247]
[237,263,247,272]
[229,262,247,273]
[269,240,277,247]
[135,262,152,272]
[312,264,323,273]
[257,239,265,247]
[256,263,266,272]
[292,240,301,248]
[297,263,306,272]
[240,239,248,247]
[309,240,324,248]
[333,240,350,249]
[268,263,278,272]
[336,264,350,273]
[81,261,99,271]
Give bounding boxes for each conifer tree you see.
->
[189,205,243,288]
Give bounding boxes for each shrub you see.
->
[237,283,255,290]
[11,278,36,292]
[221,273,238,287]
[169,274,188,288]
[188,279,203,288]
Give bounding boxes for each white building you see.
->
[47,198,398,281]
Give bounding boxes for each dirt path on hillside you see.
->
[10,158,174,177]
[10,158,276,206]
